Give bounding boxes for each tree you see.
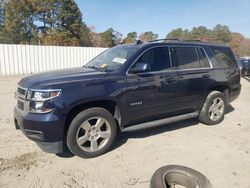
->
[166,24,232,43]
[0,3,4,41]
[101,28,113,47]
[190,26,211,41]
[165,24,250,57]
[229,33,244,57]
[0,3,4,28]
[229,33,250,57]
[1,0,91,46]
[139,31,158,41]
[113,31,123,45]
[166,28,192,40]
[31,0,59,36]
[90,32,106,47]
[211,24,231,43]
[55,0,92,46]
[2,0,38,44]
[101,28,121,47]
[166,28,184,39]
[123,32,137,43]
[89,26,106,47]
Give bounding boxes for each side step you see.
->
[122,111,199,132]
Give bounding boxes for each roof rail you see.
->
[148,38,180,43]
[183,40,202,42]
[138,38,204,44]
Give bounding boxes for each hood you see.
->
[18,67,107,89]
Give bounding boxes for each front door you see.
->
[124,46,178,125]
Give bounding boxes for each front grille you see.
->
[17,87,27,96]
[16,86,28,112]
[17,100,24,111]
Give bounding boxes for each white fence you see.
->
[0,44,108,75]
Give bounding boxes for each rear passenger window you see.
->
[210,47,237,68]
[171,47,209,69]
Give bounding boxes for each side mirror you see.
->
[130,63,149,74]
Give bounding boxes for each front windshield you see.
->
[86,45,139,72]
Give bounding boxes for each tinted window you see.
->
[197,48,210,68]
[131,47,171,72]
[171,47,200,69]
[171,47,210,69]
[210,46,237,68]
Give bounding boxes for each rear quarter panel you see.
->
[204,46,241,102]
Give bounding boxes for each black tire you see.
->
[199,91,226,125]
[67,107,117,158]
[150,165,213,188]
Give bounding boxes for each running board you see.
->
[122,111,199,132]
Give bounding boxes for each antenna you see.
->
[135,40,143,45]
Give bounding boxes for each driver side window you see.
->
[130,47,171,73]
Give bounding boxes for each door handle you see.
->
[166,77,176,83]
[202,74,211,78]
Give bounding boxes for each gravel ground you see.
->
[0,75,250,188]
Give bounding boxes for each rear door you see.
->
[170,46,213,112]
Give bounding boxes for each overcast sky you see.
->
[76,0,250,38]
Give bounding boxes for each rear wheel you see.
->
[199,91,226,125]
[67,107,117,158]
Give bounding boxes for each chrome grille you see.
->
[18,87,26,95]
[16,86,28,112]
[17,100,24,111]
[17,87,27,99]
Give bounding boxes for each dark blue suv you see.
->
[14,39,241,158]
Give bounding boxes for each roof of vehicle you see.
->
[130,39,228,48]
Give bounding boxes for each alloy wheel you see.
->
[76,117,111,152]
[208,97,225,121]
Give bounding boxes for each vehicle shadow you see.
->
[56,119,200,159]
[56,105,235,158]
[112,105,235,152]
[118,118,198,139]
[243,76,250,82]
[226,104,234,114]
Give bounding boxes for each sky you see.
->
[75,0,250,38]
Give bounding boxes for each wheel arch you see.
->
[63,99,122,144]
[207,83,229,103]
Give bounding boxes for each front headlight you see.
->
[28,89,61,113]
[29,90,61,101]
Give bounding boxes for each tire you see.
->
[67,107,117,158]
[150,165,213,188]
[199,91,226,125]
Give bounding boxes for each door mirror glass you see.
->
[130,63,149,73]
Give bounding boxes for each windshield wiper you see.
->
[83,65,104,72]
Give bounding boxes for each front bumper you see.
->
[14,107,64,153]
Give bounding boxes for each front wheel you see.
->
[67,107,117,158]
[199,91,226,125]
